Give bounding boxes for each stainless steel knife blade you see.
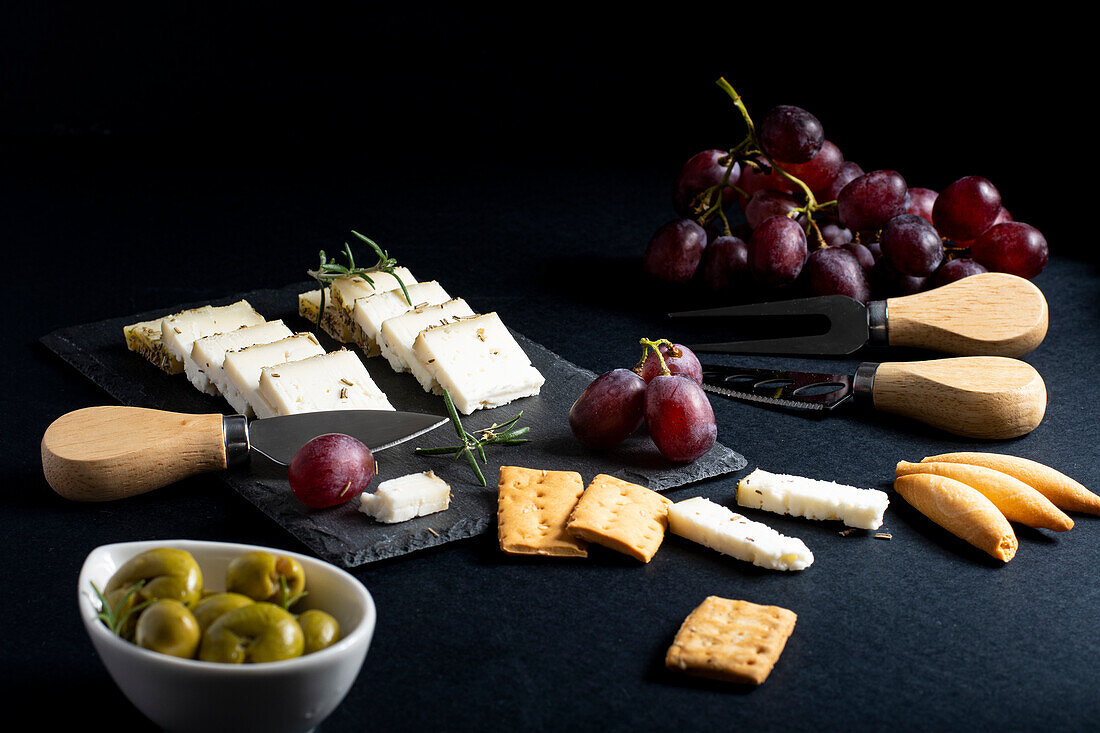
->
[700,364,854,411]
[246,410,448,465]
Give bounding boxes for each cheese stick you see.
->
[668,497,813,571]
[921,452,1100,515]
[896,461,1072,531]
[893,473,1017,562]
[737,468,889,530]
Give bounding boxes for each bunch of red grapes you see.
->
[644,80,1049,303]
[569,339,716,463]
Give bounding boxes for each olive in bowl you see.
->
[79,539,376,733]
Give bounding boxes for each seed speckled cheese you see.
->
[668,497,814,571]
[259,348,394,415]
[187,320,293,396]
[220,333,325,418]
[124,316,184,374]
[737,468,889,530]
[359,471,451,523]
[352,280,451,356]
[160,301,265,376]
[298,288,357,344]
[378,298,477,387]
[329,269,417,352]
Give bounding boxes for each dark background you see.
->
[3,5,1098,731]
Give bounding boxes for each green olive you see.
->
[135,600,201,659]
[105,548,203,637]
[199,602,305,664]
[192,592,255,632]
[298,609,341,654]
[225,551,306,605]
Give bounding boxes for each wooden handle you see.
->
[870,357,1046,439]
[886,272,1048,357]
[41,406,229,501]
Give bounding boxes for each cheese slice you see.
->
[221,333,325,418]
[412,312,544,414]
[359,470,451,523]
[187,320,294,396]
[352,280,451,357]
[379,298,477,385]
[298,288,357,344]
[738,468,890,530]
[329,269,417,351]
[160,301,266,380]
[259,349,394,416]
[124,315,184,374]
[668,497,814,572]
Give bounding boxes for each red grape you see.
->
[805,247,872,302]
[970,222,1048,279]
[569,369,647,450]
[700,235,750,293]
[881,214,944,277]
[840,241,875,271]
[738,156,797,198]
[932,175,1002,242]
[930,257,988,288]
[759,105,824,164]
[906,187,938,223]
[823,161,864,201]
[780,140,843,193]
[749,215,808,287]
[640,342,703,384]
[744,190,800,230]
[837,170,909,232]
[673,149,740,217]
[821,222,853,246]
[645,375,717,462]
[643,219,707,284]
[288,434,377,508]
[871,258,927,296]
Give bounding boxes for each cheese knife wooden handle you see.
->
[883,273,1048,357]
[41,406,246,501]
[853,357,1046,439]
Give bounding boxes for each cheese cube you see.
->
[351,280,451,357]
[187,320,294,396]
[221,333,325,418]
[124,316,184,374]
[329,269,417,351]
[298,288,357,344]
[412,313,544,414]
[737,468,890,530]
[259,349,394,416]
[379,298,477,387]
[359,471,451,523]
[668,497,814,572]
[160,301,266,380]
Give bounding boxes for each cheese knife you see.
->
[669,272,1048,357]
[700,356,1046,439]
[41,406,447,502]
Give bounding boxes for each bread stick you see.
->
[894,473,1017,562]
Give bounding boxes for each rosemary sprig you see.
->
[306,231,413,327]
[91,580,154,637]
[414,390,530,486]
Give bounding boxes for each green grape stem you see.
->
[636,337,676,377]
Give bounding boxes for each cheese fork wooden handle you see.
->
[883,272,1048,357]
[855,357,1046,440]
[41,406,238,501]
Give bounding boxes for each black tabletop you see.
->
[3,8,1096,731]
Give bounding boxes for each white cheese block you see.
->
[187,320,294,396]
[124,315,184,374]
[359,470,451,523]
[299,288,357,344]
[329,269,417,351]
[411,312,544,414]
[379,298,477,386]
[221,333,325,418]
[352,280,451,358]
[668,497,814,572]
[737,468,890,530]
[160,301,266,376]
[259,349,395,416]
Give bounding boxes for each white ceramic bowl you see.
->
[79,539,376,733]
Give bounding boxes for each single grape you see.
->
[864,241,883,261]
[781,140,843,193]
[700,235,750,293]
[970,222,1048,279]
[569,369,647,450]
[738,155,797,198]
[932,175,1002,241]
[644,375,717,463]
[643,219,707,284]
[871,258,927,297]
[820,222,853,247]
[930,257,989,288]
[805,247,872,302]
[837,170,909,232]
[748,215,808,287]
[759,105,824,163]
[640,342,703,384]
[906,187,938,223]
[673,149,740,217]
[288,434,376,508]
[840,241,875,271]
[823,161,864,201]
[881,214,944,276]
[744,190,800,230]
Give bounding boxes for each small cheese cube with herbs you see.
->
[359,471,451,523]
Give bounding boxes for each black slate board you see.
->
[40,283,746,567]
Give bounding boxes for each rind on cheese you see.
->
[188,320,294,397]
[161,301,266,382]
[299,288,357,344]
[378,298,477,384]
[124,316,184,374]
[668,497,814,572]
[352,280,451,357]
[359,470,451,523]
[737,468,890,531]
[259,348,394,416]
[329,269,417,352]
[221,333,325,418]
[412,312,544,414]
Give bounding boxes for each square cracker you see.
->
[665,596,797,685]
[566,473,672,563]
[498,466,588,557]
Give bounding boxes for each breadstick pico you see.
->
[737,468,889,530]
[894,473,1017,562]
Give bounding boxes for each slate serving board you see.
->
[40,282,746,567]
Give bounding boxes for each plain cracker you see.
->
[665,596,797,685]
[566,474,672,562]
[497,466,588,557]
